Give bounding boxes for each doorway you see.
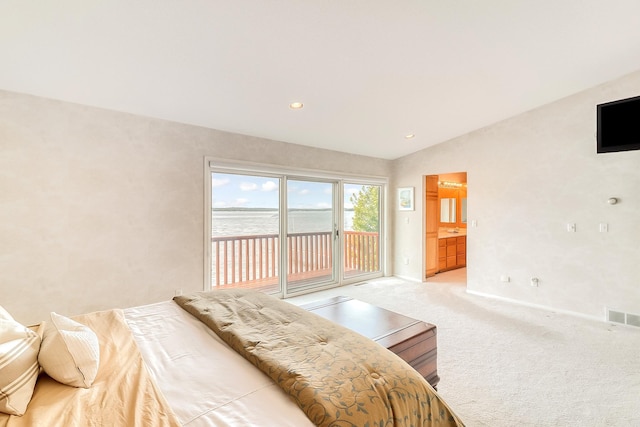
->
[424,172,468,280]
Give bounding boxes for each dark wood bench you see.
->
[300,296,439,389]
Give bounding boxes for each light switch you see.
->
[599,223,608,232]
[567,223,576,232]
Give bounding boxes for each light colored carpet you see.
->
[287,269,640,427]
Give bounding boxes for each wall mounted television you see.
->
[597,95,640,153]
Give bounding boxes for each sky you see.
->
[212,173,363,210]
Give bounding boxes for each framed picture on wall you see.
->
[398,187,414,211]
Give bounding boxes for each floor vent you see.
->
[607,309,640,327]
[627,314,640,328]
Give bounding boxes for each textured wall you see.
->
[392,70,640,319]
[0,91,390,324]
[3,69,639,324]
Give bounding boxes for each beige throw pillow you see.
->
[0,306,41,416]
[38,312,100,388]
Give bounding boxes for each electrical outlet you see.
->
[567,223,576,232]
[174,289,183,296]
[530,277,539,287]
[500,275,510,283]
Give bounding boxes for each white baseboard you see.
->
[465,289,604,323]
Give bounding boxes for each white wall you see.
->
[0,90,390,324]
[392,70,640,319]
[3,69,639,325]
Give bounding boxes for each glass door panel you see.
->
[210,172,280,293]
[286,179,336,293]
[343,184,381,279]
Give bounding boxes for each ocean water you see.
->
[212,209,355,236]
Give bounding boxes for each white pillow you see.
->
[0,305,13,320]
[0,306,41,416]
[38,312,100,388]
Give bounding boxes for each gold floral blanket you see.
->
[174,289,464,427]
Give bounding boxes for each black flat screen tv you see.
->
[597,95,640,153]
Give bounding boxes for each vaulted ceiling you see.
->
[2,1,640,159]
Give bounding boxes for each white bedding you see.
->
[124,301,314,427]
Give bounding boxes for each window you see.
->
[205,160,386,296]
[344,183,382,279]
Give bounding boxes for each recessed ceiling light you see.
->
[289,102,304,110]
[405,134,415,139]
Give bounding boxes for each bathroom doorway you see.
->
[424,172,467,280]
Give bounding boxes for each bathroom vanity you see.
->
[438,232,466,272]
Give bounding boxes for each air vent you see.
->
[627,314,640,328]
[607,309,640,328]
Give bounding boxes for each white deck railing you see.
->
[211,231,379,288]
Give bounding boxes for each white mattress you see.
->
[124,301,314,427]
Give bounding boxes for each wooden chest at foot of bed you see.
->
[300,296,440,389]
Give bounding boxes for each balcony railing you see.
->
[343,231,379,277]
[211,231,379,290]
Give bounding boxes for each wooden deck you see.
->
[215,268,333,293]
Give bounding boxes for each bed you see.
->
[1,289,464,426]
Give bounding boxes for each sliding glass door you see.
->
[343,183,382,279]
[286,179,337,294]
[207,163,384,296]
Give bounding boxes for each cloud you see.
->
[213,201,227,208]
[317,202,331,209]
[345,187,359,196]
[262,181,278,192]
[212,178,230,188]
[234,198,250,206]
[240,182,258,191]
[298,189,310,195]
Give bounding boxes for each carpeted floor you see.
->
[287,269,640,427]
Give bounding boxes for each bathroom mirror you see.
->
[461,198,467,223]
[440,198,456,223]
